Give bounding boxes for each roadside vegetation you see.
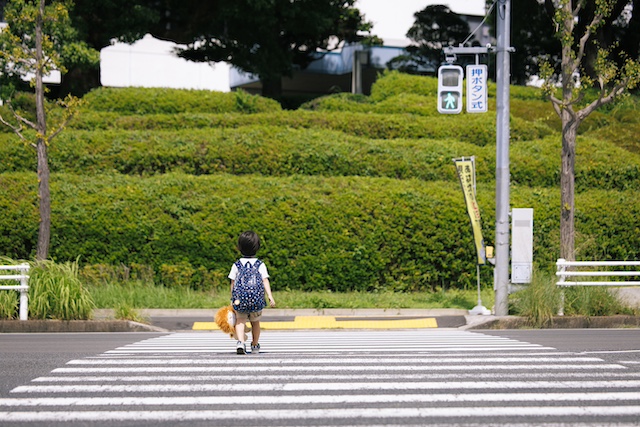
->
[1,72,639,321]
[88,280,494,311]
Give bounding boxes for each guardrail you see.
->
[0,264,31,320]
[556,258,640,316]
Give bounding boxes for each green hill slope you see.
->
[1,72,639,291]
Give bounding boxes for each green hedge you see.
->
[1,127,487,180]
[4,127,640,190]
[369,71,550,103]
[2,172,640,291]
[0,172,490,291]
[370,71,439,101]
[68,110,552,144]
[81,87,282,115]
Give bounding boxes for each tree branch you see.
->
[8,103,38,130]
[566,90,586,108]
[576,12,604,66]
[547,92,565,117]
[0,113,27,142]
[46,113,76,142]
[578,79,628,120]
[573,0,586,17]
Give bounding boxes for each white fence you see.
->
[0,264,30,320]
[556,259,640,316]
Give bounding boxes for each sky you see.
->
[357,0,487,41]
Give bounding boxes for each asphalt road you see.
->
[0,333,165,395]
[483,328,640,353]
[1,329,639,426]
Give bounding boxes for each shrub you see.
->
[563,286,633,317]
[370,70,439,101]
[300,93,373,112]
[113,303,146,322]
[81,87,281,115]
[510,268,562,327]
[11,121,640,190]
[27,260,95,320]
[0,291,19,319]
[2,171,640,293]
[0,172,492,291]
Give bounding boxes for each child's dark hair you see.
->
[238,231,260,257]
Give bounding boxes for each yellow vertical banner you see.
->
[454,157,486,265]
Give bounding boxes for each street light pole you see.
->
[494,0,511,316]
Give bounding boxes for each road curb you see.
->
[468,315,640,329]
[2,313,640,333]
[0,319,167,333]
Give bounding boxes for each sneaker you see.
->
[236,341,246,355]
[251,343,260,354]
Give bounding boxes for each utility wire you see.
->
[462,0,499,46]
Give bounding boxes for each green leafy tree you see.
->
[508,0,560,84]
[0,0,97,260]
[484,0,560,84]
[486,0,639,85]
[151,0,375,100]
[387,5,470,73]
[540,0,640,261]
[572,0,638,81]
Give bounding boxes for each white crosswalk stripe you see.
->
[2,329,640,426]
[103,330,555,354]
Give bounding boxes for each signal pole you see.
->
[494,0,512,316]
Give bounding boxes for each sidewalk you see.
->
[190,308,472,331]
[0,308,477,333]
[97,308,476,331]
[3,301,640,333]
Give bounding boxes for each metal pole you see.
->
[352,50,362,94]
[494,0,511,316]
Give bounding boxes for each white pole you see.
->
[19,264,29,321]
[469,157,490,316]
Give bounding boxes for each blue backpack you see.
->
[231,260,266,313]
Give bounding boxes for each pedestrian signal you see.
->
[437,65,463,114]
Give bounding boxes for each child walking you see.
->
[229,231,275,354]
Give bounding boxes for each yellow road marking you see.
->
[193,316,437,330]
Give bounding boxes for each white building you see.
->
[100,34,230,92]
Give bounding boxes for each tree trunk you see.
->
[560,112,578,261]
[36,138,51,261]
[558,0,578,262]
[35,0,50,261]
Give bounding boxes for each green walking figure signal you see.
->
[444,92,457,110]
[437,65,463,114]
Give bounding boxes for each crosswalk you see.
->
[2,330,640,426]
[104,329,554,354]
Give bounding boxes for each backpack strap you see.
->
[240,259,262,269]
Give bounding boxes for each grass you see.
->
[113,303,148,323]
[0,291,19,319]
[510,269,561,327]
[510,267,638,327]
[87,281,495,311]
[28,260,95,320]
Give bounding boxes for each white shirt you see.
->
[228,258,270,281]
